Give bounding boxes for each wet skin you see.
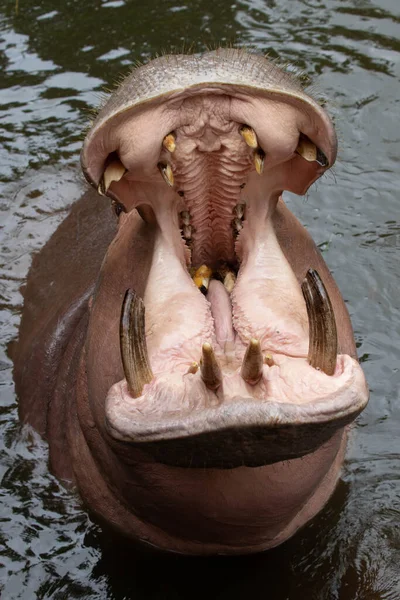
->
[14,49,368,555]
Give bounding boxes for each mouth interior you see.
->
[85,90,367,452]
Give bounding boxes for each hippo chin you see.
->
[14,48,368,555]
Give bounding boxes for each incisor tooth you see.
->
[98,158,127,195]
[187,362,199,375]
[158,162,174,187]
[200,343,222,390]
[254,149,265,175]
[241,338,263,385]
[240,125,258,149]
[162,133,176,153]
[295,137,317,162]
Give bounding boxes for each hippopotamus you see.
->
[13,48,368,555]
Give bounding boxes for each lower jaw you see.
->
[83,426,347,555]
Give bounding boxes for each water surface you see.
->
[1,0,399,598]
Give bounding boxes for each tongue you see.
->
[207,280,235,350]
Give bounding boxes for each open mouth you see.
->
[81,50,368,468]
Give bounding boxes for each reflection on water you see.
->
[1,0,399,598]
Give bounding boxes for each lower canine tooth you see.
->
[120,289,154,398]
[301,268,337,376]
[200,343,222,390]
[158,162,174,187]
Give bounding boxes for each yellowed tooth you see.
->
[158,162,174,187]
[187,361,199,375]
[193,265,212,294]
[264,353,274,367]
[241,338,263,385]
[240,125,258,149]
[254,149,265,175]
[98,158,127,195]
[223,271,236,293]
[162,132,176,153]
[200,343,222,390]
[295,137,317,162]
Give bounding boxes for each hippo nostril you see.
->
[98,152,127,196]
[301,269,338,376]
[162,131,176,153]
[158,162,174,187]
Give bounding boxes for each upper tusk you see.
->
[200,342,222,390]
[120,289,154,398]
[295,136,329,168]
[158,162,174,187]
[301,269,338,376]
[162,132,176,153]
[240,125,258,149]
[295,137,317,162]
[98,158,127,196]
[241,338,263,385]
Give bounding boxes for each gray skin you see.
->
[14,49,368,555]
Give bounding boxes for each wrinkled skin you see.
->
[14,49,368,555]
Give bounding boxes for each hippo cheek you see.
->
[80,52,368,473]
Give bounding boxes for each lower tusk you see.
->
[120,289,154,398]
[301,269,338,376]
[241,338,263,385]
[98,158,127,195]
[200,343,222,390]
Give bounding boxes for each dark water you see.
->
[1,0,399,597]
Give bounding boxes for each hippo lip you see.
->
[81,50,369,467]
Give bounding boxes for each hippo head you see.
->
[17,49,369,555]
